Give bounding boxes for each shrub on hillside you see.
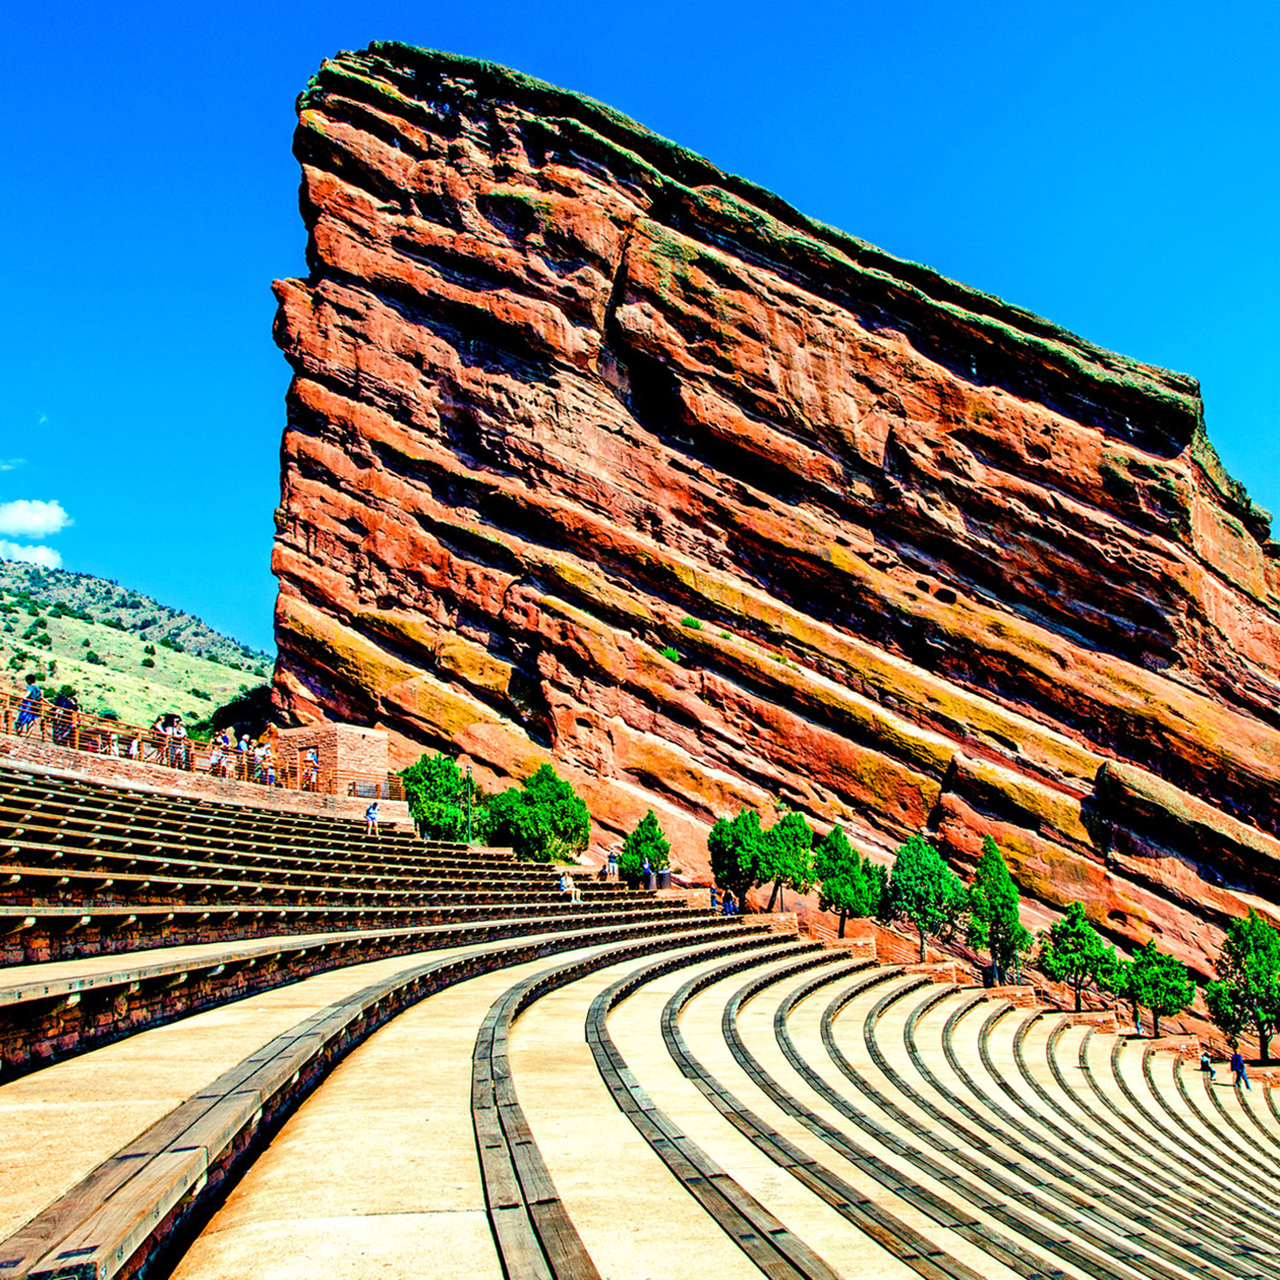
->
[193,684,273,739]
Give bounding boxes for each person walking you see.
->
[15,675,42,736]
[607,849,617,880]
[1231,1049,1251,1091]
[365,801,380,836]
[1200,1050,1217,1082]
[709,886,720,913]
[722,888,737,917]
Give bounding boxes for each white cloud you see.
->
[0,541,62,568]
[0,459,24,472]
[0,499,71,537]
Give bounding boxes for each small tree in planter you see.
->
[1128,941,1195,1036]
[619,809,670,885]
[1204,909,1280,1060]
[707,809,766,908]
[759,810,815,912]
[886,835,968,963]
[484,764,590,862]
[814,825,886,937]
[966,836,1031,985]
[1037,902,1116,1013]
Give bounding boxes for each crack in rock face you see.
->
[270,42,1280,975]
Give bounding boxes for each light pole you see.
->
[466,763,473,845]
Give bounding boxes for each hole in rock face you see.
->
[506,667,552,747]
[477,191,541,242]
[439,398,504,473]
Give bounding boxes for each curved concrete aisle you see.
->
[508,942,765,1280]
[169,939,630,1280]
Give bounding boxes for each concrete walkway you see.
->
[510,943,763,1280]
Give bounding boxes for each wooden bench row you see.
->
[715,956,1031,1280]
[1036,1017,1280,1247]
[585,939,851,1280]
[0,766,419,847]
[0,887,682,967]
[0,816,525,880]
[0,920,755,1280]
[1004,1010,1262,1250]
[870,978,1254,1280]
[472,927,777,1280]
[0,852,646,911]
[0,907,738,1078]
[0,800,493,870]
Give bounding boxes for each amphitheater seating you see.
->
[3,760,1279,1280]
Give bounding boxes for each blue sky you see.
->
[2,2,1276,651]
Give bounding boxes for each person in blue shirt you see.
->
[1230,1050,1251,1090]
[15,675,41,735]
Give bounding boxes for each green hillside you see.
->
[0,562,272,729]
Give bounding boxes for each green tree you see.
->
[1204,909,1280,1060]
[814,825,886,937]
[966,836,1031,984]
[760,810,815,912]
[1128,942,1195,1036]
[1037,902,1116,1012]
[400,752,476,841]
[619,810,670,884]
[887,835,968,962]
[485,764,591,862]
[707,809,766,907]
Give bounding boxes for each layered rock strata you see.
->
[271,42,1280,976]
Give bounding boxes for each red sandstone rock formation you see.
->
[271,43,1280,976]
